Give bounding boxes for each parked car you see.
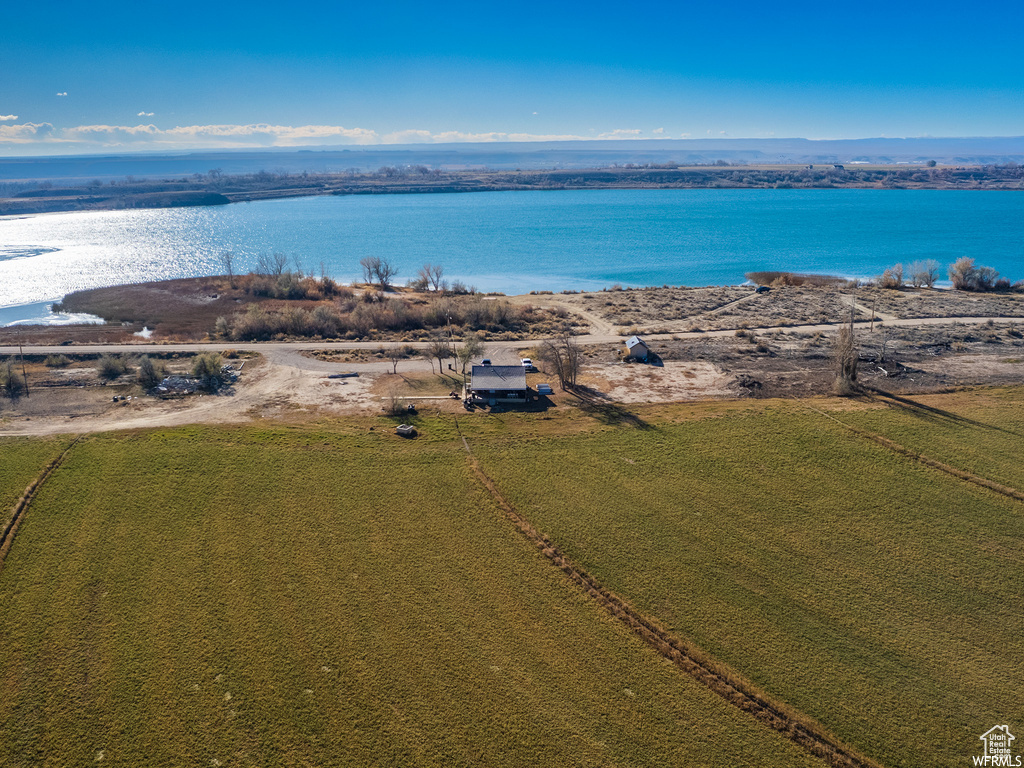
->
[536,383,553,395]
[521,357,536,371]
[481,358,492,366]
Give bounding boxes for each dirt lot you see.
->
[0,350,383,436]
[852,285,1024,319]
[557,284,866,333]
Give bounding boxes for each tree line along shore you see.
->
[2,163,1023,215]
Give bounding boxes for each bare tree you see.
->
[256,252,288,276]
[908,259,939,288]
[832,322,859,396]
[220,251,235,287]
[386,345,405,375]
[359,256,378,285]
[456,333,484,375]
[373,258,398,290]
[426,333,452,375]
[419,346,436,374]
[540,330,581,390]
[359,256,398,290]
[417,263,445,292]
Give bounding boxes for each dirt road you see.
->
[1,314,1019,359]
[2,313,1021,438]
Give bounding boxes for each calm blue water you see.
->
[1,189,1022,323]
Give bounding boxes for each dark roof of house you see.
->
[625,335,647,349]
[470,365,527,390]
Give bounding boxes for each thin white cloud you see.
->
[532,111,538,115]
[137,111,154,117]
[598,129,643,139]
[56,92,67,97]
[59,123,380,147]
[0,122,668,152]
[652,127,664,134]
[680,133,692,138]
[0,114,18,121]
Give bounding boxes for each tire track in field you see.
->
[798,400,1024,505]
[466,456,882,768]
[0,436,82,575]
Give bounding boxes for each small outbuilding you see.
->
[624,335,650,361]
[468,365,528,406]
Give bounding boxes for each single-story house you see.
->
[468,365,528,405]
[624,335,650,361]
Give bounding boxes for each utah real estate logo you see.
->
[975,725,1020,766]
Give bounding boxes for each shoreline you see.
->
[4,164,1023,217]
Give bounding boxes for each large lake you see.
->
[2,189,1022,324]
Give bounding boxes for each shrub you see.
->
[98,354,130,381]
[948,257,976,290]
[878,264,904,289]
[383,394,409,416]
[44,354,71,368]
[1,360,26,398]
[137,355,165,389]
[191,353,225,389]
[949,258,1001,292]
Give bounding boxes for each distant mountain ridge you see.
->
[1,137,1022,182]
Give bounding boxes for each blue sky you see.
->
[2,0,1022,155]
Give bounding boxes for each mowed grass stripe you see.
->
[839,386,1024,494]
[1,435,82,573]
[471,400,1024,768]
[0,436,73,526]
[468,456,878,768]
[0,425,820,768]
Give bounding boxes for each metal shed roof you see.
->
[625,335,647,349]
[470,365,527,390]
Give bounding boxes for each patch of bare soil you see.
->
[569,284,867,334]
[853,286,1024,319]
[0,352,389,437]
[573,286,750,327]
[585,362,733,403]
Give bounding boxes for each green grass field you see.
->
[3,389,1022,767]
[838,387,1024,492]
[0,436,72,518]
[471,396,1024,768]
[0,424,817,768]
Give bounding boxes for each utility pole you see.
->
[18,330,29,398]
[870,299,876,333]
